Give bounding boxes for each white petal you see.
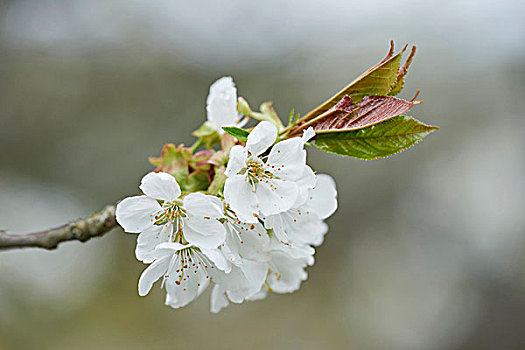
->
[263,213,289,242]
[206,76,239,132]
[184,192,224,218]
[306,174,338,219]
[164,250,210,308]
[139,172,181,201]
[224,175,259,223]
[266,137,307,181]
[155,241,189,253]
[293,166,317,207]
[201,247,231,273]
[183,193,226,249]
[303,219,328,247]
[239,260,269,295]
[213,261,266,303]
[225,145,248,177]
[302,127,316,142]
[206,195,225,211]
[220,229,243,266]
[184,222,226,250]
[165,265,208,309]
[246,286,269,301]
[246,121,277,156]
[267,251,308,294]
[116,195,160,233]
[138,256,171,296]
[210,284,230,313]
[226,221,270,262]
[256,179,298,216]
[279,208,327,246]
[212,265,249,298]
[226,289,247,304]
[135,225,170,263]
[270,235,315,260]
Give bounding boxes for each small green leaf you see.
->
[314,115,438,160]
[223,127,249,142]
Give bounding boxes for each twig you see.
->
[0,205,118,251]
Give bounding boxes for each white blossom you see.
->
[206,76,246,133]
[224,121,316,223]
[116,172,226,260]
[266,249,310,294]
[264,174,338,246]
[138,242,217,309]
[209,208,271,313]
[210,259,269,313]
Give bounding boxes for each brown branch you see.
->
[0,205,118,251]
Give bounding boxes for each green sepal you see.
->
[149,143,212,191]
[237,97,253,116]
[192,121,221,149]
[182,171,210,192]
[208,168,227,196]
[238,96,284,131]
[259,102,283,129]
[149,144,190,183]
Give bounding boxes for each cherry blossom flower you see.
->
[266,249,311,294]
[213,175,337,310]
[211,238,314,312]
[208,207,272,312]
[224,121,316,223]
[210,259,269,313]
[116,172,226,262]
[220,207,270,265]
[206,76,246,133]
[138,242,217,309]
[264,174,338,246]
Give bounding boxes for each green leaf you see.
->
[313,115,438,160]
[300,41,407,122]
[223,127,249,142]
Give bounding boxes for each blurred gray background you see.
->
[0,0,524,349]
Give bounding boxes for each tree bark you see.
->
[0,205,118,251]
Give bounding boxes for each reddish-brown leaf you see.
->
[293,94,421,134]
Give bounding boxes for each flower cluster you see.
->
[116,77,337,312]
